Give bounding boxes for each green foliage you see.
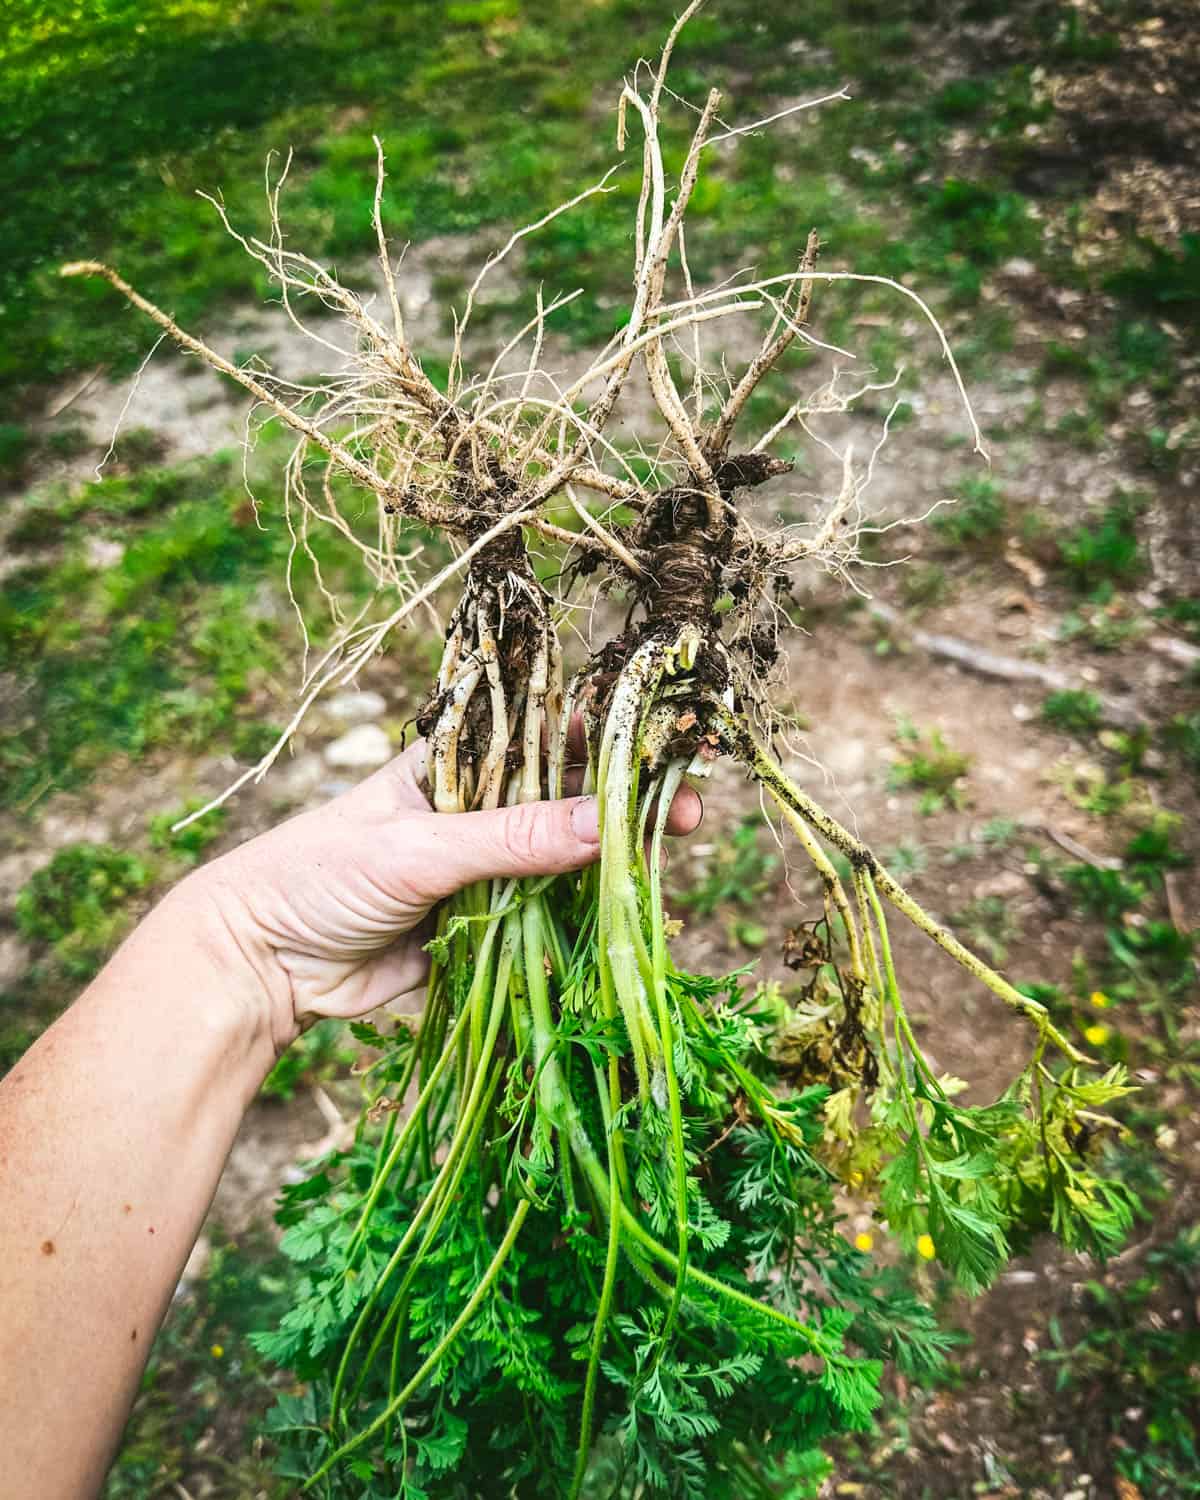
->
[0,446,383,809]
[949,895,1017,966]
[1057,595,1147,653]
[677,818,777,917]
[15,842,153,978]
[0,421,33,486]
[1056,493,1146,593]
[1043,1228,1200,1498]
[261,1021,355,1101]
[252,938,956,1496]
[1163,709,1200,781]
[899,563,951,613]
[874,1061,1137,1290]
[1042,688,1103,736]
[887,716,971,814]
[931,476,1006,546]
[148,802,228,863]
[1104,233,1200,324]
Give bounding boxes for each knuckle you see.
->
[501,801,548,866]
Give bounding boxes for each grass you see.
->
[676,816,778,917]
[148,801,229,862]
[0,440,394,812]
[0,0,1190,434]
[949,894,1018,966]
[1042,1228,1200,1499]
[1042,688,1103,736]
[931,476,1007,546]
[261,1021,355,1101]
[1055,491,1147,593]
[887,716,971,814]
[14,843,153,980]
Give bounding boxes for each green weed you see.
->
[887,717,971,814]
[1056,493,1146,593]
[949,895,1018,966]
[1042,689,1103,736]
[677,817,777,918]
[149,802,229,864]
[261,1020,355,1101]
[0,422,33,486]
[900,562,951,612]
[1163,710,1200,782]
[15,843,153,979]
[931,476,1007,546]
[1043,1230,1200,1499]
[0,447,381,810]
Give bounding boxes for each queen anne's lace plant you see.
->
[66,9,1136,1494]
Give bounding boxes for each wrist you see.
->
[142,867,300,1090]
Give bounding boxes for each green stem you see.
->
[616,1203,824,1353]
[568,1109,623,1500]
[720,706,1089,1064]
[305,1201,531,1489]
[331,923,512,1426]
[645,761,690,1355]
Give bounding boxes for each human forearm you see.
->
[0,742,697,1498]
[0,882,281,1500]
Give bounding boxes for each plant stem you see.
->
[305,1201,531,1489]
[719,706,1089,1063]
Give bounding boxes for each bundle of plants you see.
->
[66,8,1138,1495]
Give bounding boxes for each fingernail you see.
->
[570,797,600,845]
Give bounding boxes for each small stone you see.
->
[85,536,125,569]
[0,933,33,987]
[326,689,387,723]
[1003,257,1036,278]
[275,752,324,802]
[324,724,393,769]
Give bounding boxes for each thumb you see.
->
[415,795,602,900]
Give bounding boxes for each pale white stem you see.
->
[563,484,647,578]
[658,268,987,457]
[371,135,408,351]
[705,87,852,146]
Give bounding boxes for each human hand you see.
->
[175,739,702,1054]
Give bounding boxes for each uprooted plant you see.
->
[65,8,1140,1495]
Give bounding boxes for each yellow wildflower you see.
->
[853,1231,874,1254]
[210,1343,225,1359]
[1090,990,1110,1009]
[1084,1023,1111,1047]
[916,1233,936,1261]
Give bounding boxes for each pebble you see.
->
[973,869,1026,900]
[0,933,33,986]
[325,689,387,723]
[275,752,324,802]
[324,724,393,769]
[85,536,126,570]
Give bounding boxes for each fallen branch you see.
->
[868,600,1144,730]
